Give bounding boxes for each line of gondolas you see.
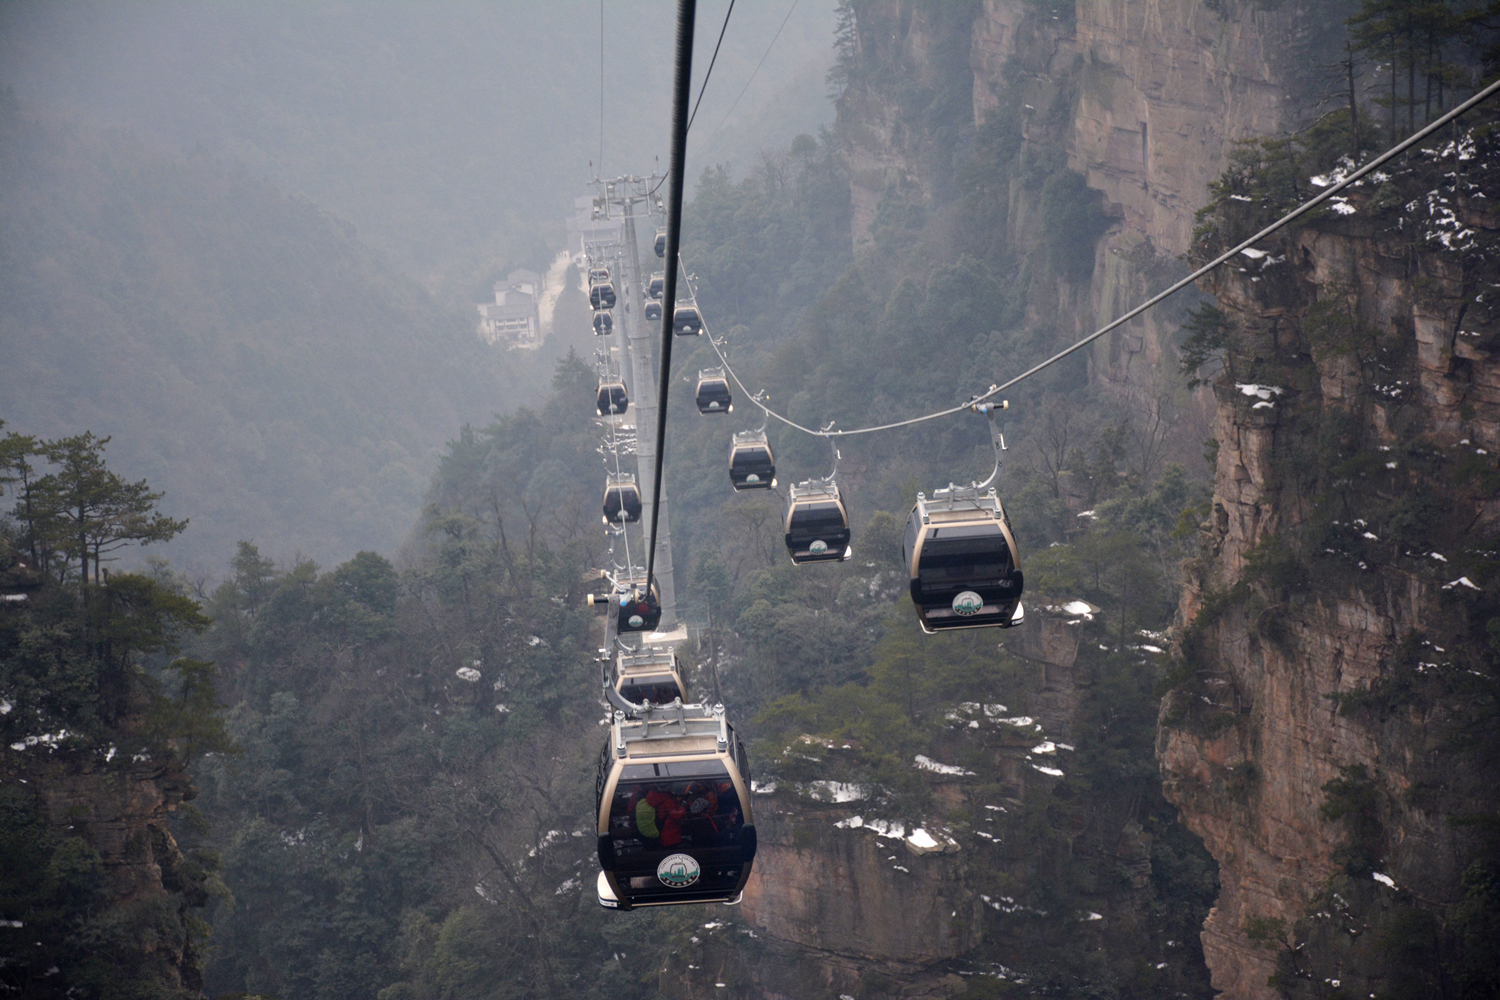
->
[580,172,759,910]
[577,0,1029,912]
[577,0,1500,913]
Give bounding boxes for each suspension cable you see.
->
[598,0,605,175]
[688,0,735,133]
[689,74,1500,440]
[646,0,696,592]
[701,0,799,150]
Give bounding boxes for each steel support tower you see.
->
[592,175,678,629]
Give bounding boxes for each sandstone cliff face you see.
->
[1159,172,1500,997]
[667,601,1217,998]
[1,750,208,992]
[843,0,1298,392]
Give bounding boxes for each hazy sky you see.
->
[0,1,838,299]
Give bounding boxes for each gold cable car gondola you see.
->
[597,378,629,416]
[784,435,851,564]
[694,369,732,414]
[902,402,1024,632]
[785,481,852,564]
[590,281,618,311]
[728,430,775,490]
[595,703,756,910]
[602,473,642,524]
[614,646,688,706]
[672,304,703,336]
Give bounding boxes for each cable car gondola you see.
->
[785,481,852,564]
[728,430,775,490]
[673,305,702,336]
[648,272,664,300]
[695,369,732,414]
[596,703,756,909]
[903,485,1023,632]
[597,378,629,416]
[603,473,642,524]
[615,647,688,706]
[590,281,618,311]
[615,580,662,635]
[645,300,663,322]
[589,266,612,284]
[900,403,1023,631]
[654,231,667,258]
[594,312,613,336]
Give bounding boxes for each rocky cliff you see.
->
[665,602,1217,998]
[1159,130,1500,997]
[729,2,1500,997]
[840,0,1303,392]
[0,748,211,994]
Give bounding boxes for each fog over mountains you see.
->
[0,1,836,572]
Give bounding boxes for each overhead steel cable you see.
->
[702,0,798,150]
[598,0,605,174]
[645,0,696,592]
[690,74,1500,440]
[688,0,735,133]
[641,0,735,202]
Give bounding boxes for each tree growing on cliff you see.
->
[2,430,187,592]
[0,428,229,999]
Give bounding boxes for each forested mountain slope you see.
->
[0,95,536,570]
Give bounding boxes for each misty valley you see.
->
[2,2,1499,999]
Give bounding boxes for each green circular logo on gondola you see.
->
[952,591,984,616]
[628,614,644,628]
[657,853,701,888]
[746,473,760,483]
[708,401,720,409]
[809,540,828,555]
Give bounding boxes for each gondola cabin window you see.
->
[608,760,744,862]
[915,525,1014,590]
[619,673,684,706]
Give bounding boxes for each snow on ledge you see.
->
[1236,383,1284,400]
[914,754,975,776]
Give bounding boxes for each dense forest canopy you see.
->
[5,0,1500,997]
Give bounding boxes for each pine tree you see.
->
[28,432,188,593]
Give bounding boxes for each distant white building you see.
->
[478,269,542,348]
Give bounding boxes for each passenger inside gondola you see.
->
[608,762,745,863]
[635,785,686,847]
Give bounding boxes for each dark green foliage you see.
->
[1321,764,1383,876]
[0,440,228,997]
[1176,304,1232,388]
[1038,170,1114,284]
